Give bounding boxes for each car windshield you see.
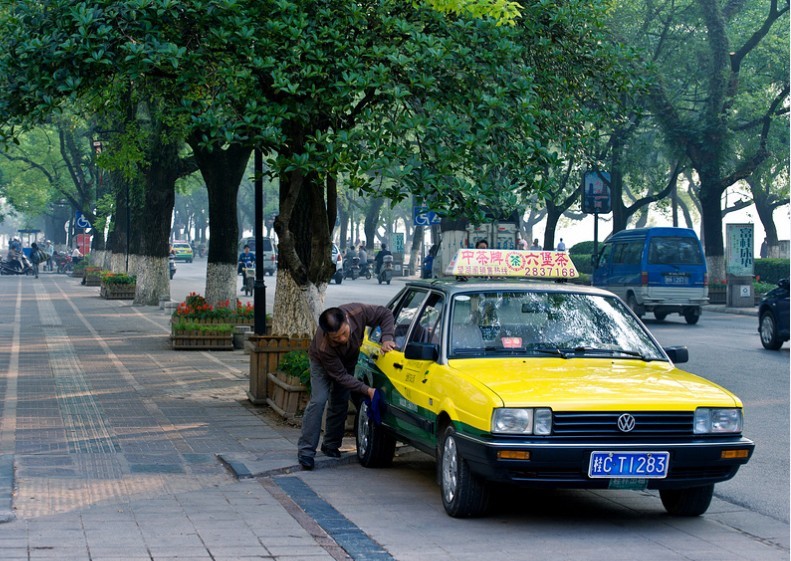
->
[448,290,665,360]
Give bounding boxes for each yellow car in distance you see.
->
[170,241,194,263]
[353,250,754,518]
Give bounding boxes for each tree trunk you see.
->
[132,138,180,306]
[698,175,726,281]
[272,167,336,337]
[190,141,252,306]
[364,198,385,251]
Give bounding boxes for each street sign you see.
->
[582,171,612,214]
[75,211,92,229]
[413,206,442,226]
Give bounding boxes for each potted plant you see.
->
[170,319,234,350]
[99,271,137,299]
[266,350,311,419]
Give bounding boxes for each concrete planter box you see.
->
[170,330,233,350]
[100,283,136,300]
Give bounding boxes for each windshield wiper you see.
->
[571,347,651,360]
[532,346,571,359]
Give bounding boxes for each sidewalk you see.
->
[0,273,357,561]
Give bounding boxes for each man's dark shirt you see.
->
[309,303,395,393]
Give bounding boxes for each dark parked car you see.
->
[758,278,790,350]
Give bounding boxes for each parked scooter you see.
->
[378,255,394,285]
[0,249,33,276]
[241,262,255,296]
[343,256,360,280]
[169,253,177,280]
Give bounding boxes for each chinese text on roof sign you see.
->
[444,249,578,279]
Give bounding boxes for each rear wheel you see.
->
[627,294,643,318]
[654,311,667,321]
[759,311,783,350]
[683,307,700,325]
[355,401,395,468]
[439,425,489,517]
[660,484,714,516]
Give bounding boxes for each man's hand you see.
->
[367,387,376,400]
[380,340,396,353]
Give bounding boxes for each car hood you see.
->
[446,357,741,410]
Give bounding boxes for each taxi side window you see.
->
[408,294,444,347]
[392,290,427,350]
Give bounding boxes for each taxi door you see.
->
[399,292,445,450]
[365,289,428,441]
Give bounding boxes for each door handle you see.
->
[393,362,404,370]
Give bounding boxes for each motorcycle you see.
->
[378,255,394,285]
[241,262,255,296]
[343,256,360,280]
[359,258,372,280]
[169,254,177,280]
[53,251,73,274]
[0,250,33,276]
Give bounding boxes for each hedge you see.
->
[754,259,789,284]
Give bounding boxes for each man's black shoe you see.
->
[298,456,314,470]
[320,446,342,459]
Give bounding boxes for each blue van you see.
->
[592,227,708,324]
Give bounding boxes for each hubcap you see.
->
[357,402,370,456]
[761,314,775,344]
[442,435,458,503]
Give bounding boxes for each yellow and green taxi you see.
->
[170,241,194,263]
[354,249,754,518]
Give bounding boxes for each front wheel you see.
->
[355,401,395,468]
[759,311,783,350]
[654,311,667,321]
[660,484,714,516]
[439,425,489,517]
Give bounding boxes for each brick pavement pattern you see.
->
[0,274,345,560]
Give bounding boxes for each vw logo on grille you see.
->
[617,413,636,432]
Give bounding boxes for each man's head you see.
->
[381,244,387,250]
[243,245,250,252]
[475,239,488,249]
[319,307,350,345]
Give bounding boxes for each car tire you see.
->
[355,401,395,468]
[759,310,783,350]
[334,272,343,285]
[439,425,489,518]
[660,484,714,516]
[654,312,667,321]
[627,294,643,318]
[683,307,700,325]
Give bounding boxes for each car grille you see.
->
[552,411,694,437]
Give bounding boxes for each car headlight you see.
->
[693,408,743,434]
[492,408,552,435]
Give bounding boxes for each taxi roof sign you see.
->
[444,249,578,279]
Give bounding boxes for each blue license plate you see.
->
[588,451,669,479]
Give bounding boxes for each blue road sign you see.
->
[75,211,92,229]
[413,207,442,227]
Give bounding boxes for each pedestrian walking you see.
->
[297,304,396,470]
[30,242,41,278]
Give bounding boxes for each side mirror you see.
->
[664,346,689,364]
[404,342,439,361]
